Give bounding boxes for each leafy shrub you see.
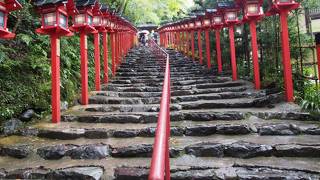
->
[300,86,320,115]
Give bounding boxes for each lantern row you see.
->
[32,0,138,123]
[158,0,299,102]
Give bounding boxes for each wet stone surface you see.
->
[114,166,320,180]
[257,124,301,135]
[111,144,153,157]
[0,144,31,158]
[67,144,111,159]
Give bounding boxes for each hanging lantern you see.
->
[0,0,22,39]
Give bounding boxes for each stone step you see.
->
[61,111,246,124]
[61,108,317,124]
[2,136,320,160]
[88,92,262,105]
[27,120,320,140]
[96,86,248,98]
[110,76,231,84]
[1,155,319,179]
[108,77,231,86]
[114,164,320,180]
[115,71,214,77]
[104,81,245,92]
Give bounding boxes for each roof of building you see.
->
[33,0,66,7]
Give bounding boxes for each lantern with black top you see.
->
[72,0,97,105]
[265,0,299,102]
[33,0,76,123]
[0,0,22,39]
[217,1,240,81]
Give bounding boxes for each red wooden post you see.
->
[205,29,211,69]
[103,32,108,83]
[80,32,89,105]
[229,26,237,81]
[280,11,294,102]
[35,1,75,123]
[50,34,60,123]
[215,30,223,73]
[265,0,299,102]
[249,21,261,90]
[198,30,203,64]
[111,32,116,76]
[317,44,320,81]
[191,30,195,60]
[316,33,320,80]
[94,33,101,91]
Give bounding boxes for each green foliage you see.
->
[300,86,320,115]
[0,2,109,122]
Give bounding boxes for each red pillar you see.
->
[198,30,203,64]
[50,34,60,123]
[80,32,88,105]
[280,11,294,102]
[111,32,116,76]
[205,29,211,69]
[191,30,195,60]
[176,32,179,50]
[103,32,108,84]
[94,33,101,91]
[215,30,222,73]
[229,26,237,81]
[249,21,261,90]
[317,44,320,81]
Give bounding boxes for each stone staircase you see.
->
[0,47,320,180]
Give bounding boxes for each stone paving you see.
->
[0,47,319,179]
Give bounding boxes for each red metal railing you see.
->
[148,39,171,180]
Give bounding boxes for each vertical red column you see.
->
[215,30,222,73]
[103,32,108,84]
[94,33,101,91]
[280,11,294,102]
[198,30,203,64]
[191,30,195,60]
[111,32,116,76]
[115,33,119,71]
[80,32,88,105]
[205,29,211,69]
[317,44,320,81]
[51,34,60,123]
[229,26,237,81]
[249,21,261,90]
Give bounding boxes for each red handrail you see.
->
[148,40,171,180]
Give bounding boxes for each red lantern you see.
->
[212,14,224,29]
[224,10,239,24]
[36,5,73,36]
[195,20,202,29]
[188,21,195,30]
[0,0,22,39]
[71,1,96,33]
[267,0,299,15]
[236,0,263,21]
